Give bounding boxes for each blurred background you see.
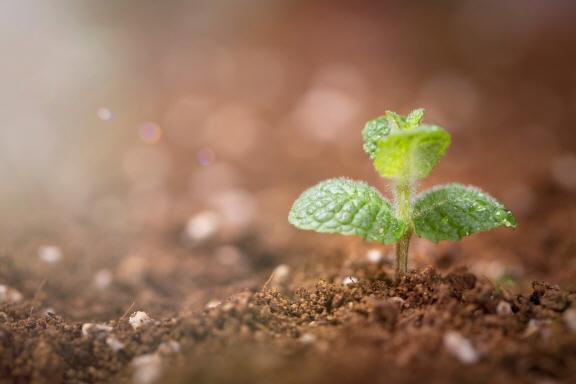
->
[1,0,575,319]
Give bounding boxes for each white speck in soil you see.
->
[523,319,541,338]
[0,285,23,304]
[38,245,62,264]
[563,309,576,332]
[129,311,153,330]
[82,323,113,338]
[132,353,162,384]
[205,300,222,309]
[185,211,220,243]
[158,340,181,355]
[470,260,507,281]
[496,301,513,316]
[388,296,405,306]
[299,333,317,344]
[366,249,383,264]
[93,269,113,290]
[106,335,125,352]
[43,307,56,315]
[270,264,291,288]
[341,276,358,286]
[443,331,479,364]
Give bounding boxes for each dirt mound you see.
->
[2,268,575,383]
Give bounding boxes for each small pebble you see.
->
[38,245,62,264]
[366,249,383,264]
[129,311,153,330]
[388,296,405,305]
[523,319,541,337]
[185,211,220,243]
[270,264,291,288]
[470,260,507,281]
[0,285,23,303]
[106,336,125,352]
[342,276,358,286]
[157,340,180,354]
[299,333,317,344]
[82,323,113,338]
[443,331,479,364]
[205,300,221,309]
[93,269,113,290]
[43,307,56,316]
[563,309,576,332]
[496,301,513,316]
[132,353,162,384]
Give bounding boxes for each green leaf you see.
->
[288,178,405,244]
[405,108,425,128]
[413,183,516,243]
[385,111,406,130]
[362,116,391,160]
[373,124,450,180]
[362,108,429,161]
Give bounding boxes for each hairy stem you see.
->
[395,230,412,277]
[394,180,413,278]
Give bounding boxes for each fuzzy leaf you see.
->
[405,108,425,128]
[288,178,405,244]
[413,183,516,243]
[373,125,450,180]
[362,116,391,160]
[362,108,428,161]
[385,111,406,130]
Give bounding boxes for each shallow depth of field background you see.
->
[1,0,576,319]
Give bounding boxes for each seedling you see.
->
[288,109,516,279]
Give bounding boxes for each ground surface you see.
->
[1,177,576,383]
[2,266,576,384]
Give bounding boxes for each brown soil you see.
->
[1,178,575,384]
[2,266,576,384]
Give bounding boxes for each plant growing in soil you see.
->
[289,108,516,278]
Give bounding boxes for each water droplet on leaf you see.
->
[495,209,515,227]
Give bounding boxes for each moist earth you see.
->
[2,266,576,384]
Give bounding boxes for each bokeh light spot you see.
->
[138,122,162,144]
[196,147,215,166]
[96,107,113,121]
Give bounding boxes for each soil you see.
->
[2,238,576,383]
[1,179,575,384]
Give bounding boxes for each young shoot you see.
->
[288,108,516,279]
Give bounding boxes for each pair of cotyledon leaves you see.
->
[288,109,516,244]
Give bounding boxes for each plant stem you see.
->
[394,180,413,278]
[395,229,412,277]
